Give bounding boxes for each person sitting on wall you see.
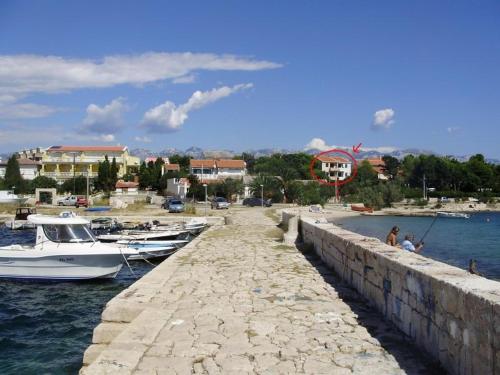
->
[386,226,400,247]
[401,234,424,253]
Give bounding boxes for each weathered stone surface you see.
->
[81,208,439,374]
[299,214,500,375]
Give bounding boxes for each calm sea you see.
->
[333,212,500,280]
[0,227,155,375]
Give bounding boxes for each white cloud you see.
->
[0,53,280,97]
[304,138,334,151]
[81,98,127,134]
[172,74,196,84]
[304,138,399,154]
[447,126,461,134]
[0,102,58,119]
[372,108,395,130]
[142,83,253,133]
[134,136,152,143]
[91,134,115,142]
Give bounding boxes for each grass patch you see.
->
[273,244,294,251]
[264,208,280,223]
[265,227,284,241]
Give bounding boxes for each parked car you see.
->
[211,197,230,209]
[75,196,89,208]
[168,199,185,213]
[161,198,174,209]
[57,195,89,208]
[242,197,272,207]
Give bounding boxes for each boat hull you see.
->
[126,246,177,260]
[0,253,124,280]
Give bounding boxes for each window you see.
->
[43,224,96,243]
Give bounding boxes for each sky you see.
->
[0,0,499,157]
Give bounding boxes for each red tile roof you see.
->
[115,180,139,188]
[47,146,126,152]
[216,159,246,168]
[190,159,216,168]
[165,163,180,171]
[317,155,350,163]
[189,159,245,169]
[361,158,386,174]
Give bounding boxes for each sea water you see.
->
[334,212,500,280]
[0,227,155,374]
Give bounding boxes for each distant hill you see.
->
[128,146,500,164]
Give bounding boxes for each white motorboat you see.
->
[0,190,28,204]
[5,207,37,230]
[97,229,188,243]
[126,245,177,260]
[436,211,471,219]
[0,214,137,280]
[115,239,188,248]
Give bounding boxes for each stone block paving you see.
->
[82,208,440,374]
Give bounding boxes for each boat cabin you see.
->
[15,207,36,221]
[28,214,98,245]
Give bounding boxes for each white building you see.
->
[0,158,41,180]
[166,178,191,199]
[318,155,352,181]
[189,159,246,182]
[115,180,139,195]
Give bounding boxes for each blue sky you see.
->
[0,1,499,157]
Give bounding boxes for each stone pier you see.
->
[81,208,437,374]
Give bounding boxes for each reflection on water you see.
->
[0,227,154,374]
[334,212,500,280]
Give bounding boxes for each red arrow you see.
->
[352,142,362,154]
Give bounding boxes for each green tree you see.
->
[4,155,26,193]
[29,176,58,193]
[59,176,87,195]
[110,157,119,190]
[250,175,283,202]
[382,155,400,179]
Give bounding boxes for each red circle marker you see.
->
[309,148,358,187]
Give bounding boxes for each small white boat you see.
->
[115,239,188,248]
[436,211,471,219]
[0,190,28,204]
[126,245,177,260]
[5,207,37,230]
[97,229,188,243]
[0,214,137,280]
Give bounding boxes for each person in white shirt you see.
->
[401,235,424,253]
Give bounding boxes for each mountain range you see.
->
[129,146,500,164]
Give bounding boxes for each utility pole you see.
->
[423,174,427,200]
[86,171,90,204]
[260,184,264,208]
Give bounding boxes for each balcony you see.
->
[43,156,124,163]
[41,171,98,179]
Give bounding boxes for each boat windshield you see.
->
[43,224,97,243]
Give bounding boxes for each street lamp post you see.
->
[260,184,264,208]
[203,183,208,216]
[68,152,78,195]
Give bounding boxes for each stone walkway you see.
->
[81,208,438,374]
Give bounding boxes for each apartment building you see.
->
[39,145,140,182]
[189,159,246,182]
[318,155,352,181]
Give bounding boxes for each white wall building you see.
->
[318,155,352,181]
[0,158,41,181]
[167,178,191,199]
[189,159,246,182]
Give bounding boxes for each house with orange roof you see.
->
[189,159,246,182]
[317,155,352,181]
[360,157,389,180]
[40,145,140,182]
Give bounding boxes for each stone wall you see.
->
[292,214,500,375]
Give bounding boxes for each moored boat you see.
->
[5,207,37,230]
[351,205,374,214]
[436,211,470,219]
[0,214,137,280]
